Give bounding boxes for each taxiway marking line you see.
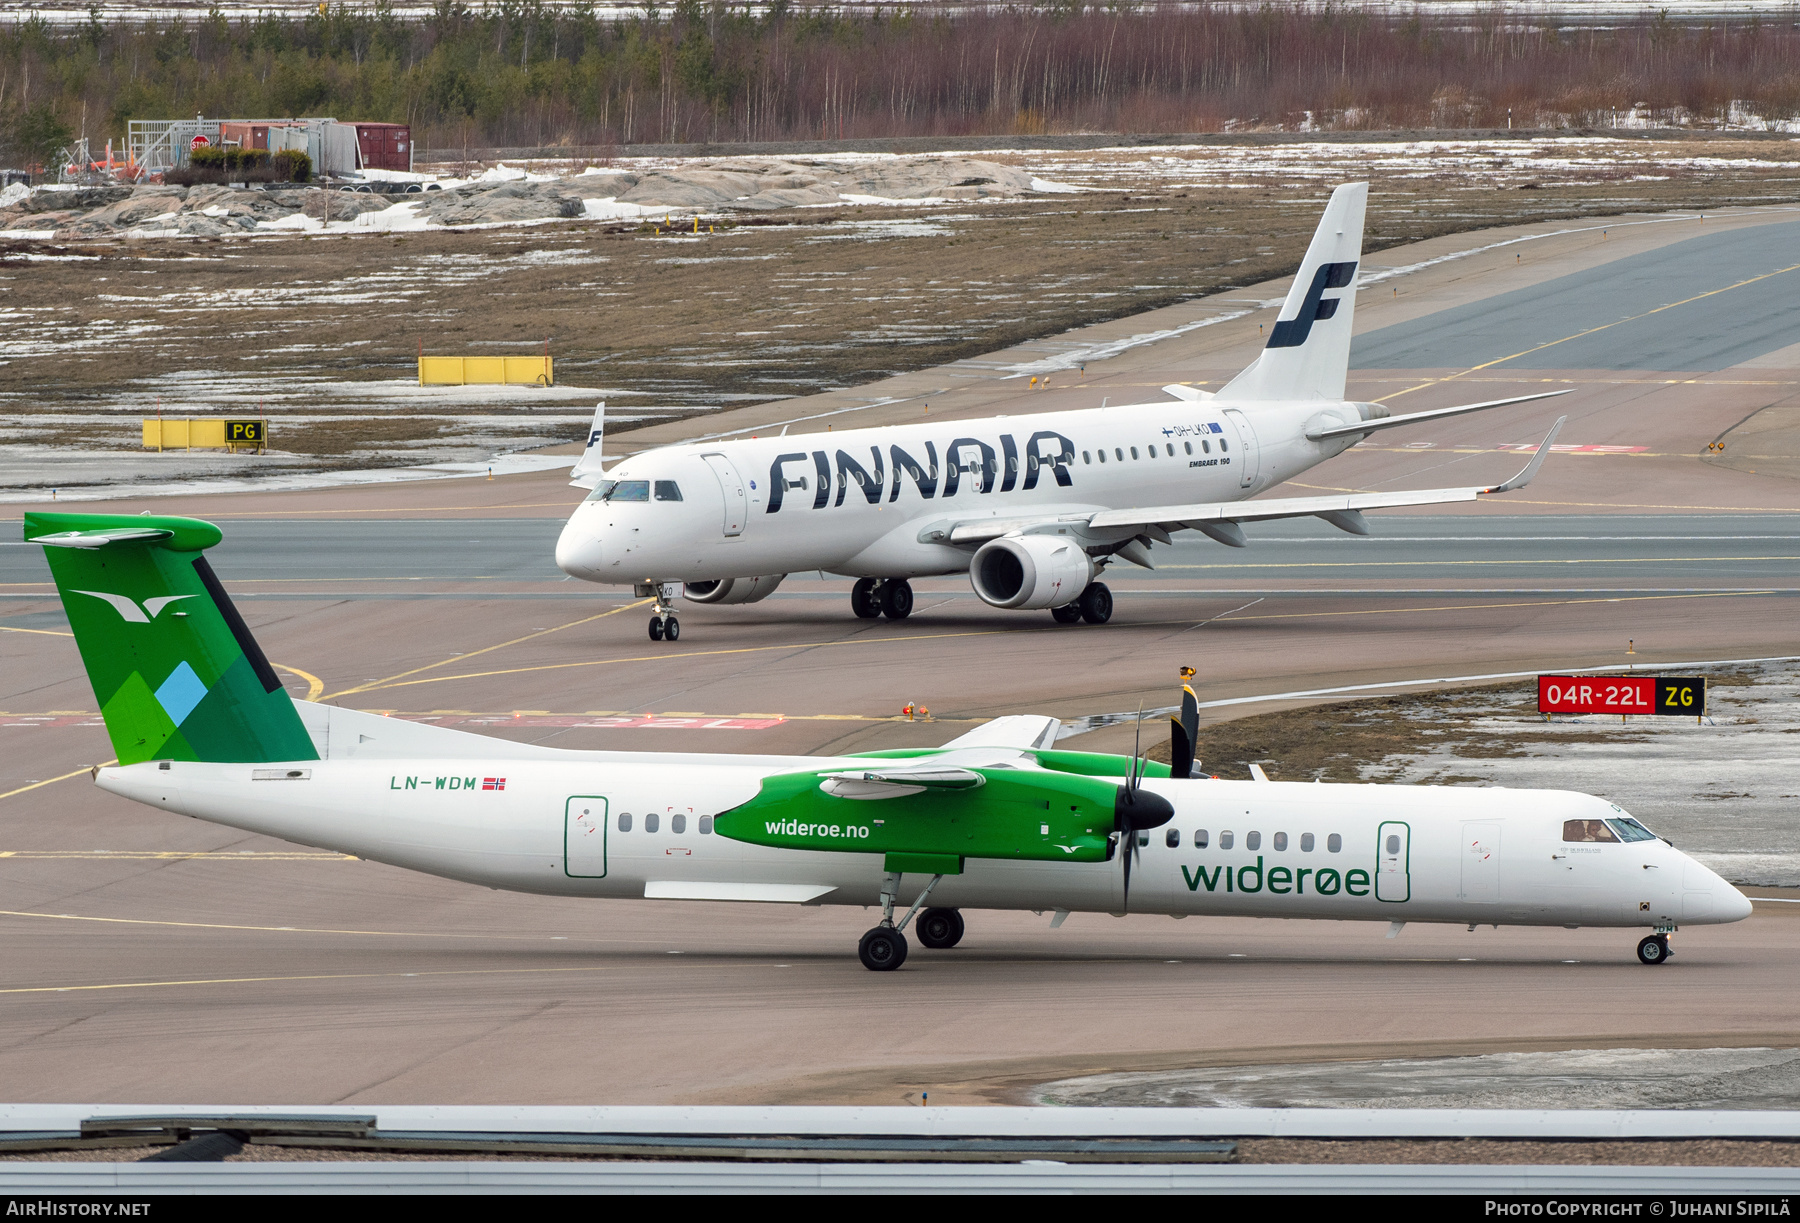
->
[0,964,620,997]
[0,763,114,804]
[1157,555,1800,571]
[324,598,653,700]
[273,663,325,703]
[341,590,1766,696]
[1377,258,1800,403]
[0,624,70,636]
[0,908,613,944]
[1283,481,1800,513]
[0,852,353,861]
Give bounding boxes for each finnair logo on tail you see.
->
[72,591,197,624]
[1267,261,1357,349]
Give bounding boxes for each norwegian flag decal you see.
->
[482,777,506,791]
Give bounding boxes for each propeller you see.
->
[1169,669,1200,779]
[1114,704,1174,910]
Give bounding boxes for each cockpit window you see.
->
[586,479,649,503]
[1607,817,1659,843]
[653,480,683,502]
[1563,818,1620,843]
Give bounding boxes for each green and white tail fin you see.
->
[26,512,318,766]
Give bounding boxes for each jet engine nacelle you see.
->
[683,575,787,605]
[969,535,1097,610]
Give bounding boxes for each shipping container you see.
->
[352,123,412,173]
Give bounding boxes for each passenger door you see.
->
[565,796,608,878]
[701,453,747,537]
[1222,409,1261,488]
[1376,820,1410,903]
[1460,821,1501,902]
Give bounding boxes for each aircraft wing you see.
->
[954,417,1564,547]
[933,714,1063,751]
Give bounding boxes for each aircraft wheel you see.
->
[851,578,882,619]
[647,618,664,642]
[663,616,680,642]
[1636,935,1670,965]
[916,908,965,950]
[881,579,914,621]
[1051,603,1083,624]
[1079,582,1113,625]
[858,926,908,971]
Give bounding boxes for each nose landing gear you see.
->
[640,583,680,642]
[1637,927,1675,965]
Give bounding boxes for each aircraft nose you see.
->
[1721,883,1755,923]
[556,515,605,581]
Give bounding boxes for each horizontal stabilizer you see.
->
[1307,389,1572,441]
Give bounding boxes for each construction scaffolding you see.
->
[127,118,362,177]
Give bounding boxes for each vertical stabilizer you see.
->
[26,512,318,765]
[569,401,606,489]
[1219,182,1367,403]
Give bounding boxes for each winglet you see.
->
[1483,415,1566,494]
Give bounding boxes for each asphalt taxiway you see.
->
[1,202,1798,1108]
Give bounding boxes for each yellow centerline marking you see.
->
[1159,554,1800,571]
[1378,258,1800,403]
[0,908,562,941]
[0,851,352,861]
[0,625,71,636]
[324,598,652,699]
[0,763,114,803]
[340,590,1767,696]
[273,663,325,702]
[0,964,618,996]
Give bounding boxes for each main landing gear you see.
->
[642,583,680,642]
[851,578,914,621]
[858,871,948,971]
[1050,582,1112,626]
[916,907,966,950]
[1637,929,1676,965]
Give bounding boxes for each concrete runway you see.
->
[2,202,1799,1108]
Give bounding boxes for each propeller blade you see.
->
[1180,683,1200,778]
[1169,714,1192,781]
[1130,703,1144,793]
[1121,833,1133,910]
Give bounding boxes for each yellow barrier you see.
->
[142,419,266,452]
[417,356,554,386]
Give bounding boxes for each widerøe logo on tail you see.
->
[71,590,197,623]
[1266,261,1357,349]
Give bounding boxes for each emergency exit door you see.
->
[701,453,747,537]
[1461,821,1501,902]
[1222,409,1261,488]
[1376,820,1410,903]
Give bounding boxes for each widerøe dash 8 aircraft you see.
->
[31,510,1747,970]
[556,182,1571,641]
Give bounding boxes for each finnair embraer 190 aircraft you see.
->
[557,182,1570,641]
[30,510,1747,970]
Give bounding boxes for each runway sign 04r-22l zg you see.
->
[1538,675,1707,716]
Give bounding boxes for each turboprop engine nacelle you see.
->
[970,535,1097,610]
[683,575,787,605]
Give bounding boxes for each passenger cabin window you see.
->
[1202,440,1211,453]
[1184,442,1193,455]
[1137,831,1149,847]
[1130,447,1139,460]
[1165,828,1180,848]
[1220,831,1235,850]
[1563,819,1619,843]
[1165,444,1175,457]
[1273,832,1288,851]
[1194,829,1209,848]
[653,480,683,502]
[1083,451,1092,464]
[1246,831,1261,850]
[1220,439,1230,452]
[1300,832,1315,852]
[1098,450,1108,463]
[1327,833,1342,853]
[617,813,632,832]
[1115,448,1123,461]
[1385,834,1402,854]
[645,812,660,833]
[699,815,714,834]
[671,813,687,834]
[1608,817,1657,843]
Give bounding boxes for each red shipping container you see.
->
[353,123,411,172]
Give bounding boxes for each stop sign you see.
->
[191,135,209,149]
